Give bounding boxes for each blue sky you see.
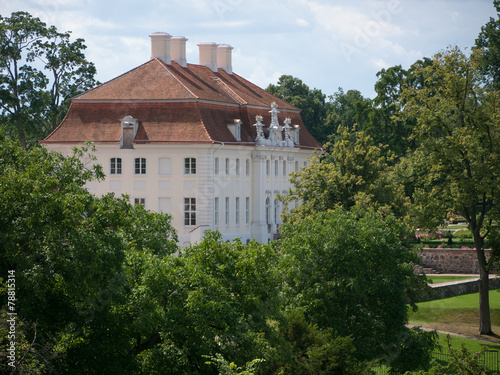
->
[2,0,498,99]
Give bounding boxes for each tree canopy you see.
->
[0,11,97,148]
[400,46,500,334]
[475,0,500,90]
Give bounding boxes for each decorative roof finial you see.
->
[253,114,265,144]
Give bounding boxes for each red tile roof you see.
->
[42,59,320,149]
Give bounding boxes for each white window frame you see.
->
[184,157,196,175]
[215,157,219,175]
[235,197,240,225]
[225,158,230,175]
[245,159,250,176]
[110,157,122,175]
[236,158,240,176]
[245,197,250,224]
[214,197,219,226]
[184,197,196,226]
[134,157,146,175]
[134,197,146,206]
[225,197,230,225]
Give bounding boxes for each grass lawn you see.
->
[436,332,500,352]
[409,290,500,338]
[426,275,478,284]
[439,225,469,230]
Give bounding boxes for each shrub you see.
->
[455,229,472,239]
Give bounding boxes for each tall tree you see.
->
[400,46,500,335]
[323,88,372,143]
[369,58,432,157]
[475,0,500,90]
[282,128,408,222]
[279,208,436,368]
[0,12,97,148]
[0,133,178,373]
[266,75,328,144]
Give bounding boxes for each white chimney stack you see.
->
[217,44,233,74]
[197,42,218,72]
[171,36,188,67]
[149,32,171,64]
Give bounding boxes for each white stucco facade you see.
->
[49,142,312,246]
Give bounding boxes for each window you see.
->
[135,158,146,174]
[134,197,145,205]
[235,197,240,225]
[295,161,299,172]
[294,125,300,145]
[215,157,219,175]
[283,160,287,176]
[158,157,171,175]
[245,197,250,224]
[265,197,271,232]
[266,160,270,176]
[245,159,250,176]
[236,159,240,176]
[110,157,122,175]
[184,158,196,174]
[274,160,279,177]
[120,115,138,149]
[225,158,230,175]
[227,120,241,141]
[184,198,196,226]
[214,197,219,226]
[225,197,229,225]
[303,161,307,168]
[274,198,279,224]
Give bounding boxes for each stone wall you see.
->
[429,278,500,300]
[416,248,492,274]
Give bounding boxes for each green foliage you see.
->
[400,45,500,333]
[384,327,439,375]
[266,75,328,144]
[323,88,373,143]
[282,128,408,222]
[205,353,265,375]
[414,336,495,375]
[0,11,98,148]
[454,229,473,240]
[278,310,370,375]
[0,133,178,373]
[475,0,500,90]
[279,208,424,361]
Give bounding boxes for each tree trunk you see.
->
[475,243,493,335]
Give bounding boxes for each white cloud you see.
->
[296,18,310,27]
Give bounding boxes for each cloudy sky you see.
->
[2,0,498,98]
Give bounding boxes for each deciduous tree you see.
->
[0,12,97,148]
[279,208,433,365]
[400,46,500,335]
[475,0,500,90]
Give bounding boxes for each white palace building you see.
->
[42,33,321,246]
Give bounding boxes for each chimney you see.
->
[197,42,218,72]
[171,36,188,67]
[217,44,233,74]
[149,32,171,64]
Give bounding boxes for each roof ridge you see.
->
[212,76,247,105]
[158,59,199,99]
[73,59,156,100]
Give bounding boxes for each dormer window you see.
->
[227,119,241,141]
[293,124,300,145]
[120,115,139,149]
